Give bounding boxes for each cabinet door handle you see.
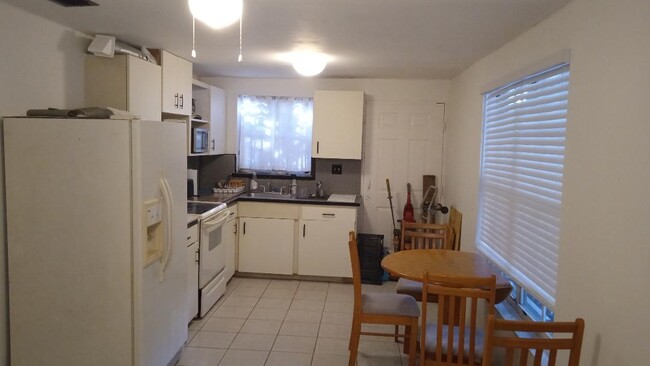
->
[322,213,336,218]
[174,93,179,108]
[180,94,184,109]
[234,223,238,235]
[303,224,306,237]
[243,222,246,235]
[212,139,215,150]
[187,236,191,240]
[316,141,320,154]
[195,249,199,264]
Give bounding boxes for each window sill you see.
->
[495,298,550,339]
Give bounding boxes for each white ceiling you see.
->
[2,0,571,79]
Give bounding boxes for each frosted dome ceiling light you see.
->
[291,51,329,77]
[188,0,243,29]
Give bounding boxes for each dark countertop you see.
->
[189,192,362,207]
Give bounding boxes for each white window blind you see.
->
[477,64,570,309]
[238,95,313,173]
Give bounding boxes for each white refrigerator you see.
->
[4,118,188,366]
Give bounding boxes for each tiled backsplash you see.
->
[190,155,361,197]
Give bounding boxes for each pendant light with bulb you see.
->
[188,0,243,29]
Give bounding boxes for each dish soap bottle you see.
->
[250,172,258,192]
[290,179,297,196]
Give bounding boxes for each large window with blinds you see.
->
[477,64,570,321]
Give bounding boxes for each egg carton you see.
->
[213,186,245,194]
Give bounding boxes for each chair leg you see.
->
[407,319,418,366]
[403,325,411,354]
[348,318,361,366]
[394,325,399,342]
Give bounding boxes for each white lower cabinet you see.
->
[238,217,294,275]
[223,205,238,281]
[186,224,199,323]
[235,202,357,278]
[298,206,356,277]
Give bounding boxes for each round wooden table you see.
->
[381,249,513,303]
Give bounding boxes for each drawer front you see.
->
[301,205,357,221]
[228,203,238,220]
[226,203,238,221]
[187,224,199,244]
[238,202,300,219]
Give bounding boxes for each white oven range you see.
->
[187,201,230,317]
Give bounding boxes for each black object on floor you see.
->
[357,233,385,285]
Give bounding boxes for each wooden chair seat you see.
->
[362,293,420,317]
[396,277,436,302]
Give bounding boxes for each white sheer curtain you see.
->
[238,95,313,173]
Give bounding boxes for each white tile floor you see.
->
[177,277,411,366]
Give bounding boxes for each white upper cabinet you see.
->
[161,50,192,116]
[209,86,226,155]
[85,54,161,121]
[312,90,364,159]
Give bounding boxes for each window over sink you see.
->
[237,95,313,177]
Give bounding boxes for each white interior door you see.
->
[360,101,445,248]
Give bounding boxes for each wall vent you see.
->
[48,0,98,7]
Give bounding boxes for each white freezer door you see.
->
[131,120,188,366]
[4,118,134,366]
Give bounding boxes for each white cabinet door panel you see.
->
[298,219,354,277]
[238,217,294,275]
[312,90,364,159]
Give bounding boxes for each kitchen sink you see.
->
[247,192,289,198]
[246,192,329,200]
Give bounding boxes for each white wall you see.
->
[200,77,450,154]
[444,0,650,364]
[0,3,88,364]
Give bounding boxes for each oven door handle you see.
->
[202,210,231,229]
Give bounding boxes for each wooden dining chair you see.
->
[420,272,496,366]
[347,232,420,366]
[396,222,454,302]
[482,315,585,366]
[447,206,463,251]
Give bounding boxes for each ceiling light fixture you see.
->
[291,51,329,77]
[188,0,243,29]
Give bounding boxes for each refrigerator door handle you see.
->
[159,177,174,281]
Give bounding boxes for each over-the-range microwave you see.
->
[192,127,209,153]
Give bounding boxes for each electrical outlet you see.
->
[332,164,343,175]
